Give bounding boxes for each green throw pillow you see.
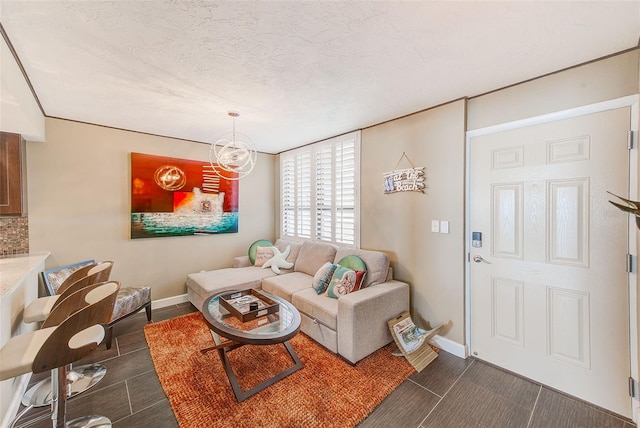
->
[337,255,367,272]
[248,239,273,264]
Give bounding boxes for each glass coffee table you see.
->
[201,290,303,402]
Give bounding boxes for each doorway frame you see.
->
[464,94,639,421]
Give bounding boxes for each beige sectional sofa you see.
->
[186,239,410,364]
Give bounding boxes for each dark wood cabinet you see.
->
[0,132,27,215]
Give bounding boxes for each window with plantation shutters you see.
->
[280,131,360,247]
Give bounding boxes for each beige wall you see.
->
[468,50,639,130]
[26,118,276,300]
[361,99,467,344]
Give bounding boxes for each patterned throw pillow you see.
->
[248,239,273,264]
[336,255,368,288]
[254,246,275,267]
[326,265,359,298]
[351,269,367,292]
[312,262,337,294]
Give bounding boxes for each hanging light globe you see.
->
[209,111,257,181]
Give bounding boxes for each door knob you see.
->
[473,255,491,264]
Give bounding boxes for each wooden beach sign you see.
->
[383,152,426,194]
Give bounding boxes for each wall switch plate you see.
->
[440,221,449,234]
[431,220,440,233]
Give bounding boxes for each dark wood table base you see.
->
[202,333,304,402]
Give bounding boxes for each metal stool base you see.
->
[22,363,106,408]
[65,415,111,428]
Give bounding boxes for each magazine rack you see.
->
[388,311,441,372]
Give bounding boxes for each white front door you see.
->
[469,106,632,417]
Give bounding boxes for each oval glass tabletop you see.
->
[202,290,301,345]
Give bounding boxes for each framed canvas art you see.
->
[130,152,238,238]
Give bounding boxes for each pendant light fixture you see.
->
[209,111,257,181]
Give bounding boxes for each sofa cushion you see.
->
[334,248,389,287]
[233,255,252,268]
[272,239,302,274]
[294,240,337,276]
[312,262,337,294]
[275,239,302,262]
[261,272,313,302]
[185,267,275,309]
[292,287,338,331]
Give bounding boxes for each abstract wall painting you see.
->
[130,152,238,239]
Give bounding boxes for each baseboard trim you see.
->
[429,334,467,359]
[151,293,189,310]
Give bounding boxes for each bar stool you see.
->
[0,281,120,428]
[23,261,114,324]
[43,261,98,295]
[21,262,114,408]
[24,261,151,349]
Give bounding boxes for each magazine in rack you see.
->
[388,311,442,372]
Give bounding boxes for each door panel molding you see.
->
[547,286,591,369]
[547,178,589,267]
[547,135,591,164]
[491,277,525,347]
[492,183,524,259]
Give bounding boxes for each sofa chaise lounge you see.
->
[186,239,410,364]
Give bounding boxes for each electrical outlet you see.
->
[440,221,449,234]
[431,220,440,233]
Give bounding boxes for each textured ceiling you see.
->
[0,1,639,154]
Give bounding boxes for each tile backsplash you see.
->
[0,216,29,256]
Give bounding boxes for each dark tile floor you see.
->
[13,303,635,428]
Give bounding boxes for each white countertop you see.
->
[0,252,50,299]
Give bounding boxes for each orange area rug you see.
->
[144,311,415,427]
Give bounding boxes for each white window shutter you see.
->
[296,150,311,239]
[280,154,295,237]
[335,137,356,245]
[279,131,360,247]
[315,144,333,242]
